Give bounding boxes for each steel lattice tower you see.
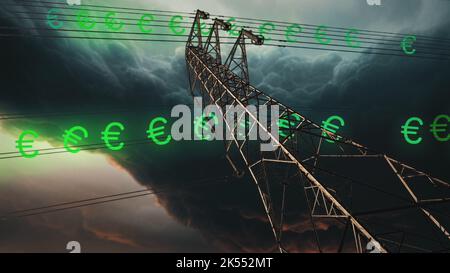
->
[185,10,450,253]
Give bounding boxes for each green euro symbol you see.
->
[285,24,303,43]
[194,21,212,36]
[226,17,240,37]
[105,12,124,31]
[16,130,39,159]
[258,22,275,41]
[168,15,186,35]
[315,25,331,45]
[139,14,154,33]
[346,28,360,48]
[278,113,302,139]
[101,122,125,151]
[194,113,219,141]
[401,35,416,55]
[322,115,345,143]
[147,117,171,145]
[77,9,96,30]
[194,113,217,141]
[238,119,251,139]
[401,117,423,145]
[63,125,89,153]
[47,8,63,29]
[430,114,449,142]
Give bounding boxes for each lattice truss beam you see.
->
[185,10,450,253]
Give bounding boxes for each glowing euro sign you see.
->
[226,17,240,37]
[101,122,125,151]
[278,113,303,139]
[139,14,154,33]
[401,35,416,55]
[194,112,219,141]
[169,15,186,35]
[147,117,171,145]
[77,9,96,30]
[237,118,255,139]
[315,25,331,45]
[16,130,39,159]
[430,114,449,142]
[401,117,423,145]
[321,115,345,143]
[47,8,64,29]
[285,24,303,43]
[63,125,89,153]
[346,28,360,48]
[258,22,275,41]
[105,12,124,31]
[193,21,212,36]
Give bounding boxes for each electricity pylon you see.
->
[185,10,450,253]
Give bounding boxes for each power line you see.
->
[3,0,450,52]
[254,29,449,51]
[6,188,153,215]
[0,127,231,159]
[1,25,447,60]
[3,22,449,53]
[4,9,195,23]
[0,33,186,42]
[1,5,448,59]
[0,103,432,120]
[211,14,450,43]
[5,135,447,219]
[247,27,450,50]
[5,0,449,43]
[0,26,239,41]
[0,175,229,219]
[2,0,195,16]
[3,30,446,59]
[0,106,182,120]
[0,138,155,159]
[0,118,367,161]
[220,18,450,48]
[266,43,450,61]
[0,15,193,29]
[3,7,450,50]
[1,33,448,62]
[268,39,450,58]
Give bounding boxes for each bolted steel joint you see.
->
[214,18,232,31]
[196,9,210,19]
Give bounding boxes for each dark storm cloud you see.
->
[0,41,190,113]
[0,1,191,112]
[250,50,344,106]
